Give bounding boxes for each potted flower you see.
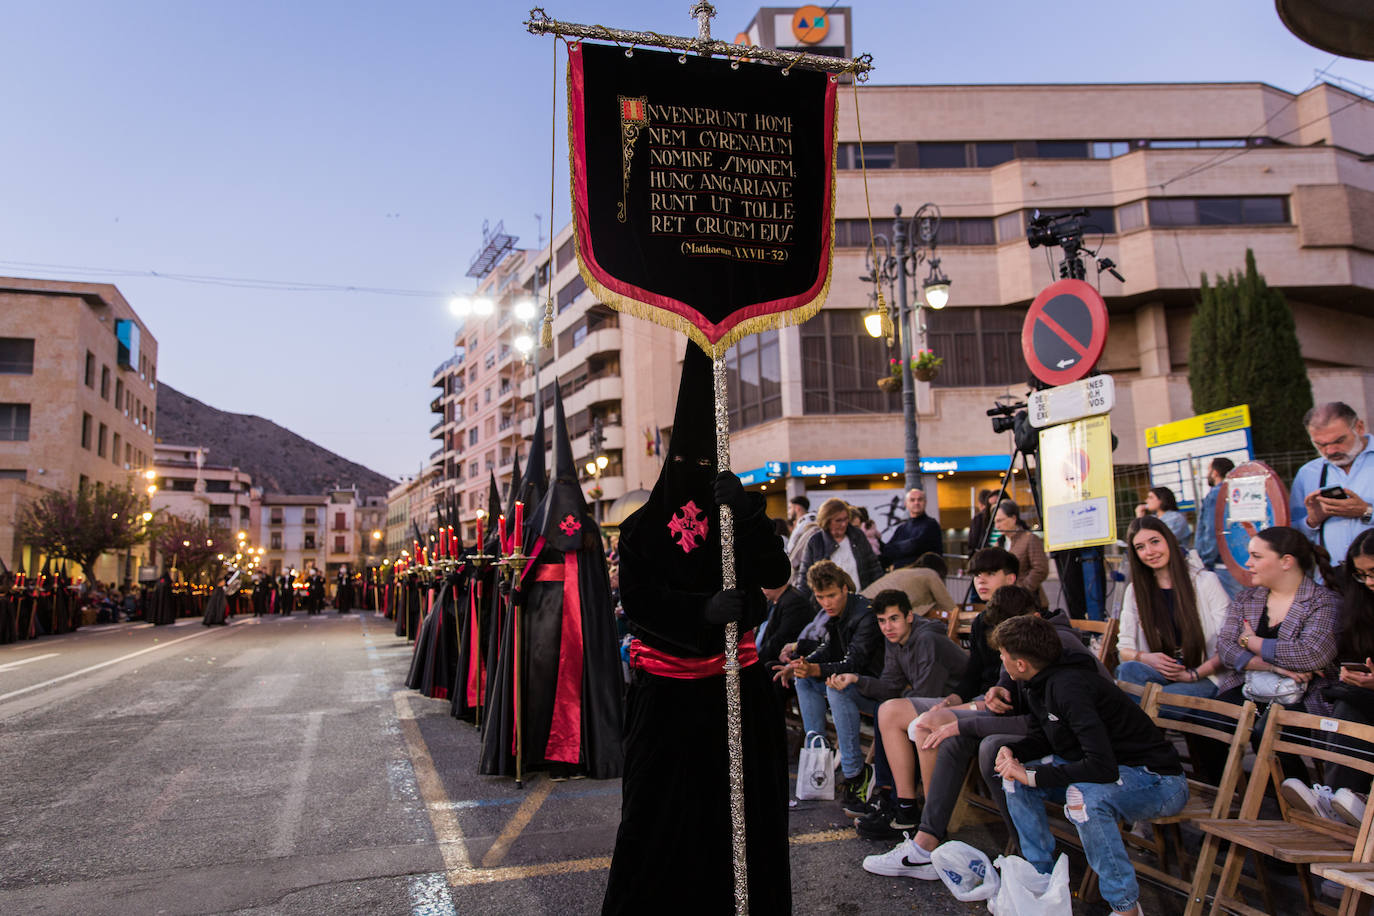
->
[912,349,944,382]
[588,485,604,501]
[877,358,902,392]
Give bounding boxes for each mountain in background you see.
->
[155,384,397,498]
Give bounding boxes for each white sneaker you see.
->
[1313,785,1341,822]
[1282,778,1322,816]
[862,834,938,879]
[1332,788,1367,827]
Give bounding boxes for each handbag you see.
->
[1243,670,1306,705]
[796,731,838,800]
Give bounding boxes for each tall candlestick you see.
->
[513,501,524,551]
[498,514,508,555]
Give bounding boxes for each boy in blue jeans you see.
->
[992,614,1188,916]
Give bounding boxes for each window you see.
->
[0,469,27,480]
[469,460,479,478]
[97,422,108,457]
[726,331,782,430]
[1034,140,1089,159]
[800,311,896,415]
[1117,201,1145,232]
[304,509,317,525]
[1146,138,1245,149]
[556,238,575,271]
[996,212,1024,243]
[0,338,34,374]
[1147,196,1288,227]
[975,142,1015,167]
[81,412,92,449]
[270,508,284,524]
[1091,141,1130,159]
[484,351,496,370]
[100,365,111,400]
[209,505,230,520]
[270,532,282,550]
[334,535,346,553]
[206,480,231,493]
[484,387,492,404]
[469,428,479,446]
[85,351,95,387]
[0,404,30,441]
[557,275,586,312]
[916,142,968,169]
[926,307,1029,388]
[837,142,896,169]
[334,511,346,531]
[304,533,316,550]
[111,433,121,465]
[833,218,996,248]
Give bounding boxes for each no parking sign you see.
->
[1021,279,1109,386]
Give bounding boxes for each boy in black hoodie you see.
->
[992,614,1187,916]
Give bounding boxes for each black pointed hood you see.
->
[504,453,522,525]
[485,472,503,556]
[619,342,721,588]
[533,385,596,552]
[516,397,548,517]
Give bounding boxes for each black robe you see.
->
[149,576,177,626]
[406,571,459,700]
[452,559,498,722]
[201,586,228,626]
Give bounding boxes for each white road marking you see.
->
[0,652,59,671]
[0,620,246,703]
[270,710,324,856]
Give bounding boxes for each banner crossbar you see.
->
[525,8,874,80]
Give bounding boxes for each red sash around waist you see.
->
[629,632,759,679]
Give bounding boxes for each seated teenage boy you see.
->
[776,560,883,813]
[829,589,967,835]
[992,613,1188,916]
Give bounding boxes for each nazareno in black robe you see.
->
[602,344,792,916]
[453,476,504,723]
[406,569,460,700]
[480,387,623,779]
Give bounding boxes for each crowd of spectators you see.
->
[753,399,1374,915]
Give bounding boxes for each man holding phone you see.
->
[1291,402,1374,563]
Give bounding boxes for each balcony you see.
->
[430,447,443,461]
[430,396,442,414]
[572,422,625,457]
[564,375,622,418]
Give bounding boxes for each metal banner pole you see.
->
[713,353,748,914]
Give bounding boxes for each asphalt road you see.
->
[0,612,1169,915]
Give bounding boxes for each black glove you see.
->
[704,587,747,625]
[713,470,750,515]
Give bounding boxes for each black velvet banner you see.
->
[569,41,837,356]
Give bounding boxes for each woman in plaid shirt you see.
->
[1215,526,1341,712]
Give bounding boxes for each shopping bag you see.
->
[795,731,838,800]
[931,840,1000,902]
[988,853,1071,916]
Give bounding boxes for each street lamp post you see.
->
[862,203,952,491]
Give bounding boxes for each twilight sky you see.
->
[2,1,1371,481]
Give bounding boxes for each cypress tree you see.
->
[1188,249,1312,455]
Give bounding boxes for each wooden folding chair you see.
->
[1193,706,1374,916]
[946,604,982,647]
[1070,616,1119,670]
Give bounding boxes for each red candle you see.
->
[448,526,456,558]
[475,515,485,549]
[498,514,508,554]
[513,501,524,551]
[440,528,449,558]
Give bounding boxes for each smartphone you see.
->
[1341,662,1370,673]
[1320,486,1349,499]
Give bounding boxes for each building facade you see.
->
[0,277,160,579]
[427,75,1374,547]
[150,443,253,537]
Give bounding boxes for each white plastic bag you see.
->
[932,840,1000,902]
[795,731,838,800]
[988,853,1071,916]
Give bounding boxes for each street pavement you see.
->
[0,612,1176,914]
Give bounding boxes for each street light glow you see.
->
[923,280,950,310]
[513,333,534,355]
[450,296,472,317]
[512,297,537,322]
[596,455,609,470]
[863,309,885,339]
[471,296,494,317]
[585,461,597,476]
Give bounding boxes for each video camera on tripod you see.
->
[987,398,1038,455]
[1026,208,1124,283]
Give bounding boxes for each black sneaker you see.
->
[889,801,920,832]
[855,793,902,841]
[841,775,871,818]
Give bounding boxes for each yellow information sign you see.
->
[1144,404,1251,449]
[1040,415,1118,551]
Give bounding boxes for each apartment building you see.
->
[0,277,159,578]
[150,443,253,537]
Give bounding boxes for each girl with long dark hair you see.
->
[1116,516,1230,697]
